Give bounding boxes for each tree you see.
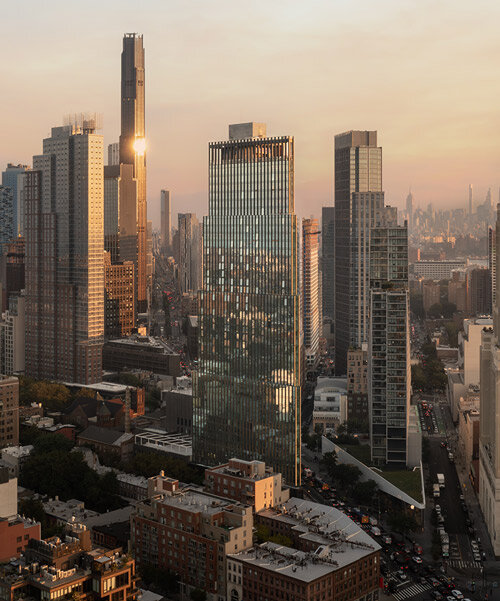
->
[321,451,337,473]
[326,463,361,489]
[18,376,71,411]
[125,451,204,485]
[389,512,419,535]
[32,433,74,454]
[352,479,378,505]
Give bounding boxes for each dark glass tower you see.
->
[119,33,148,313]
[334,131,383,376]
[193,123,301,485]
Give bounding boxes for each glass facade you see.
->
[193,132,301,485]
[119,33,148,313]
[334,131,383,376]
[368,223,410,466]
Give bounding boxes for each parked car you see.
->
[451,590,463,599]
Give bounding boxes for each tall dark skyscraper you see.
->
[321,206,335,321]
[25,119,104,384]
[334,131,383,376]
[193,123,301,485]
[119,33,148,313]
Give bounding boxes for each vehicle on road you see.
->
[433,484,441,498]
[451,590,463,599]
[412,556,422,564]
[437,473,445,488]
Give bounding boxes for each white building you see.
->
[459,317,492,388]
[413,260,466,280]
[479,207,500,555]
[312,377,347,433]
[0,293,25,375]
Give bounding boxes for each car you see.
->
[447,597,456,601]
[432,593,443,601]
[397,570,408,581]
[451,591,463,599]
[431,578,441,587]
[413,556,423,564]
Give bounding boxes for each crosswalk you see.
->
[447,559,482,569]
[392,583,432,601]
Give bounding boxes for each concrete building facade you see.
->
[302,218,321,367]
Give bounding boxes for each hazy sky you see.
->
[2,0,500,227]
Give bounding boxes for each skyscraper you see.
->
[177,213,202,295]
[480,204,500,555]
[193,123,301,485]
[321,206,335,321]
[368,216,410,466]
[302,218,320,367]
[25,119,104,384]
[405,188,413,229]
[119,33,148,313]
[489,225,496,310]
[0,187,13,253]
[2,164,29,237]
[334,131,384,375]
[160,190,172,254]
[469,183,473,215]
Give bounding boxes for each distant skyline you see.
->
[2,0,500,227]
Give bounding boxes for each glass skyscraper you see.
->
[334,131,383,376]
[193,123,301,485]
[368,215,410,465]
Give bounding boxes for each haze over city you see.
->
[2,0,500,224]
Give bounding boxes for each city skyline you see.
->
[2,0,500,227]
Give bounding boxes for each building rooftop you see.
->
[135,429,192,457]
[42,498,99,523]
[231,541,337,582]
[1,445,33,459]
[147,488,242,517]
[107,335,177,355]
[259,498,379,568]
[207,458,278,481]
[78,425,133,446]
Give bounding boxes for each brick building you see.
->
[77,426,134,462]
[228,497,381,601]
[0,376,19,448]
[104,252,135,339]
[0,521,137,601]
[204,458,290,512]
[131,472,253,601]
[0,467,41,562]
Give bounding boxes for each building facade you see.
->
[368,222,410,466]
[0,293,25,375]
[119,33,148,313]
[132,474,254,600]
[2,164,29,238]
[489,225,496,310]
[302,218,321,367]
[347,347,368,423]
[177,213,202,294]
[160,189,172,253]
[25,121,104,384]
[321,206,335,321]
[193,123,301,485]
[104,252,135,338]
[0,187,13,254]
[0,376,19,448]
[468,267,491,316]
[334,131,384,376]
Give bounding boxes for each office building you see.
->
[120,33,148,313]
[0,520,137,601]
[413,259,466,280]
[334,131,384,376]
[177,212,202,294]
[0,237,25,313]
[479,206,500,554]
[468,267,491,315]
[489,225,496,310]
[313,377,348,433]
[368,221,410,466]
[132,473,253,600]
[193,123,301,485]
[104,252,135,338]
[160,189,172,253]
[422,280,440,312]
[347,347,368,423]
[406,188,413,229]
[322,206,335,321]
[302,218,321,367]
[0,376,19,448]
[0,187,13,254]
[2,164,29,237]
[102,335,181,376]
[448,272,467,312]
[25,119,104,384]
[108,142,119,166]
[0,293,25,375]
